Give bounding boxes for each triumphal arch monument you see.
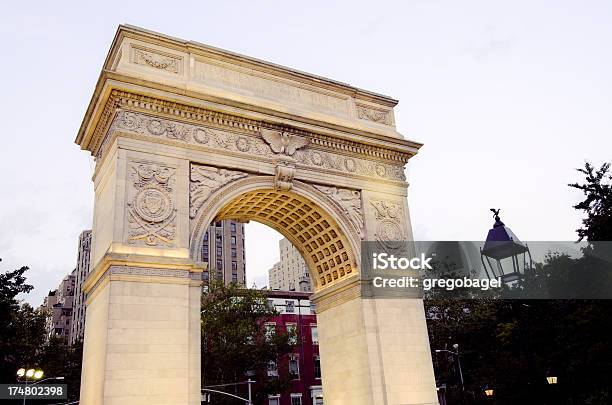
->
[76,25,439,405]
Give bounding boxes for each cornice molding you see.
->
[92,90,417,167]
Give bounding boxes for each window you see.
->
[311,325,318,345]
[231,247,237,257]
[265,323,276,341]
[203,244,209,261]
[232,261,237,271]
[290,394,302,405]
[215,221,222,227]
[314,355,321,379]
[230,222,237,232]
[310,302,316,314]
[231,236,237,245]
[286,323,297,345]
[286,300,295,313]
[204,231,208,241]
[216,246,223,256]
[268,396,280,405]
[267,299,275,310]
[289,355,299,378]
[232,273,238,283]
[216,260,223,270]
[267,361,278,377]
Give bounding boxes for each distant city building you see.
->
[263,291,322,405]
[41,272,76,340]
[70,230,92,344]
[269,238,311,292]
[202,220,246,285]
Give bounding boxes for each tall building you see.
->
[263,291,322,405]
[269,238,312,292]
[70,230,92,344]
[202,220,246,285]
[41,272,76,340]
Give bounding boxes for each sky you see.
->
[0,1,610,304]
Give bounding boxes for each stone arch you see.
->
[77,25,440,405]
[190,175,361,291]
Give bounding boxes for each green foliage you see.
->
[569,161,612,242]
[201,281,296,404]
[0,260,82,403]
[0,259,46,384]
[37,337,83,401]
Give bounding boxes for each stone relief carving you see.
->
[109,110,406,182]
[131,45,181,74]
[274,160,296,190]
[314,185,364,237]
[261,128,309,156]
[190,165,249,218]
[127,162,177,246]
[356,105,390,125]
[370,199,405,249]
[292,148,405,181]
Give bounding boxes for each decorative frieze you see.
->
[87,265,197,296]
[127,162,177,246]
[108,109,407,182]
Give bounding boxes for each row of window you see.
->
[265,323,318,345]
[268,395,306,405]
[267,355,321,380]
[267,300,316,315]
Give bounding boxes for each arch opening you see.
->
[190,177,360,292]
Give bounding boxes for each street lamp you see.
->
[546,376,558,385]
[484,388,494,397]
[17,368,43,381]
[480,209,533,284]
[16,368,44,405]
[435,343,464,392]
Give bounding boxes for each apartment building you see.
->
[269,238,312,292]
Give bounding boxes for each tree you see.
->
[1,260,83,403]
[0,259,47,384]
[569,161,612,242]
[201,281,295,404]
[36,337,83,402]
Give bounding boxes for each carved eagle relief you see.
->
[260,128,309,156]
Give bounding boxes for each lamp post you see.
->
[435,344,465,392]
[484,387,494,398]
[16,368,44,405]
[480,209,533,284]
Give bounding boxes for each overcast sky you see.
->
[1,1,610,304]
